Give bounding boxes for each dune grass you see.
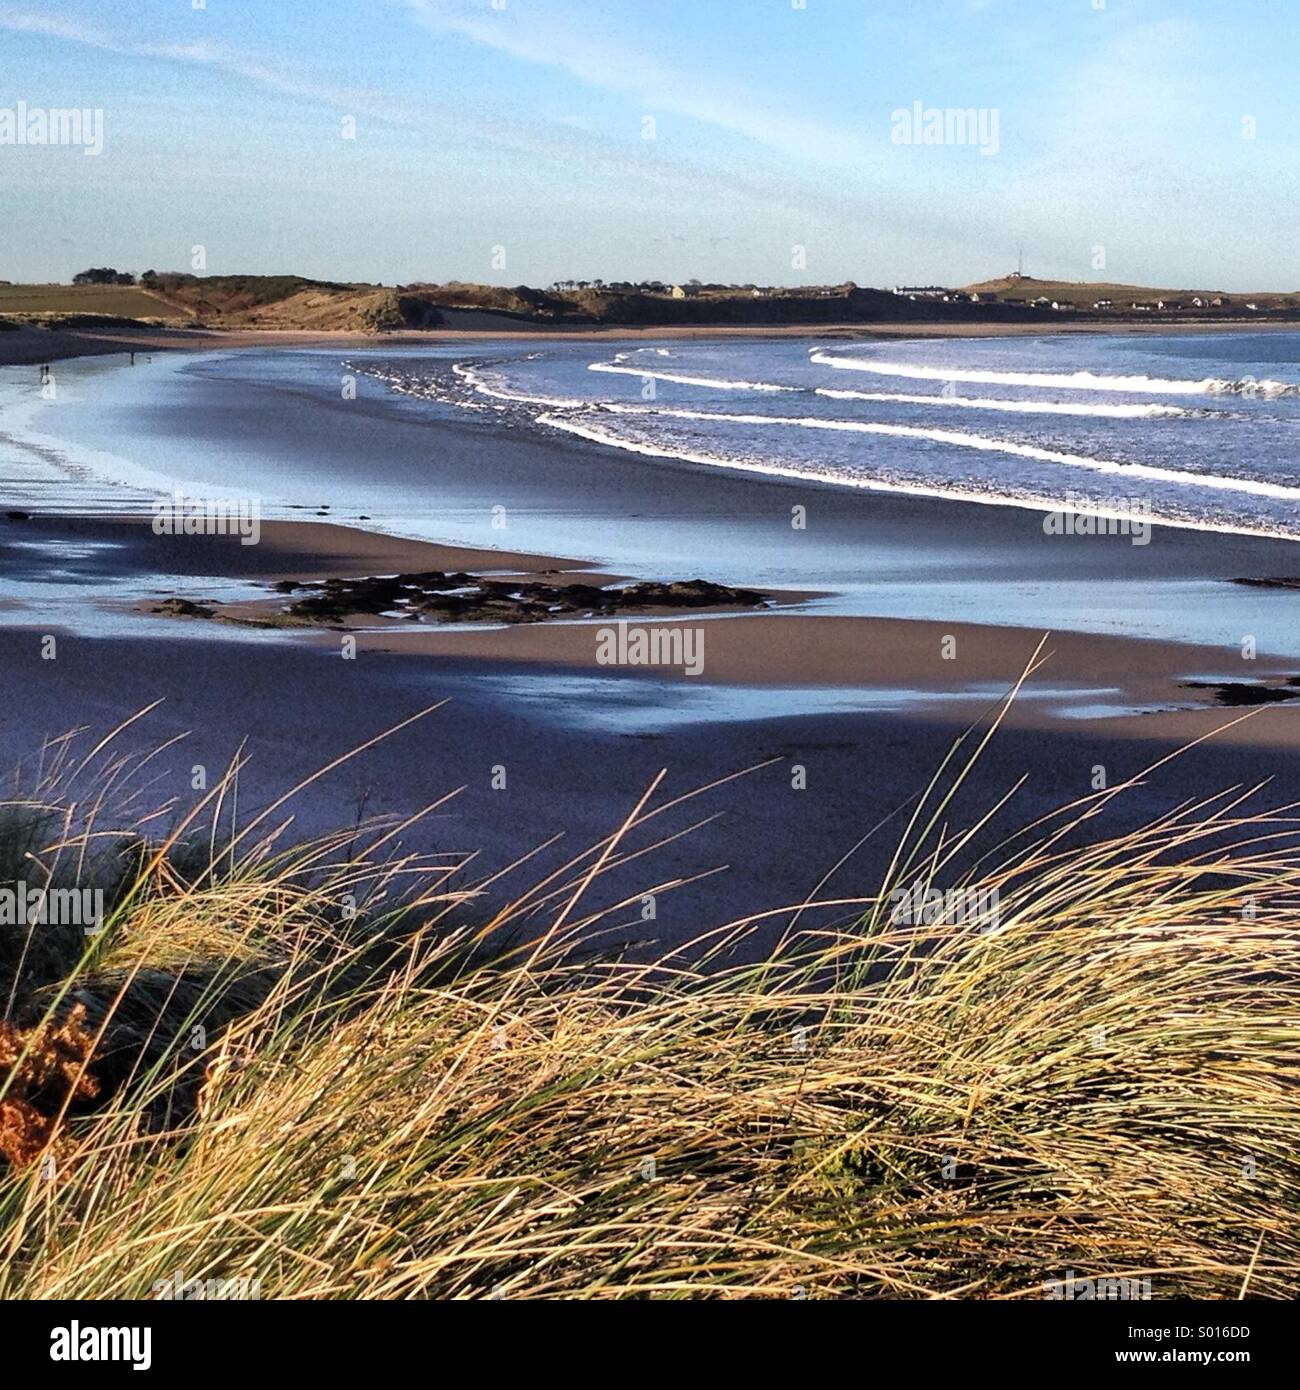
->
[0,699,1297,1300]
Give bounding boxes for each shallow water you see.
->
[3,332,1300,654]
[464,670,1154,733]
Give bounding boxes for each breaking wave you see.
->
[590,361,1191,416]
[810,350,1300,397]
[598,405,1300,503]
[814,387,1188,419]
[589,361,799,393]
[537,410,1297,540]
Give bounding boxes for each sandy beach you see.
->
[9,1,1300,1319]
[1,329,1298,958]
[2,503,1298,956]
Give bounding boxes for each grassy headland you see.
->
[6,270,1300,338]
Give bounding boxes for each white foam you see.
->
[610,348,672,364]
[596,360,1188,413]
[537,411,1298,540]
[810,350,1300,397]
[601,404,1300,503]
[815,387,1188,419]
[451,360,587,408]
[589,361,798,392]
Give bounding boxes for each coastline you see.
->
[4,512,1299,951]
[4,511,1298,752]
[5,313,1300,370]
[3,333,1300,948]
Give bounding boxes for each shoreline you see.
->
[5,513,1298,753]
[4,479,1300,950]
[4,314,1300,369]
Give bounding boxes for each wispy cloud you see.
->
[0,3,891,233]
[0,0,1023,279]
[398,0,870,165]
[0,5,417,125]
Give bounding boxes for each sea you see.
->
[3,330,1300,651]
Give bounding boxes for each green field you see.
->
[0,282,181,318]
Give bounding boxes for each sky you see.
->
[1,0,1297,290]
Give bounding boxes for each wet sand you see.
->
[2,612,1296,958]
[8,513,1298,754]
[4,337,1300,955]
[2,511,600,584]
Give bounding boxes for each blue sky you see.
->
[1,0,1297,289]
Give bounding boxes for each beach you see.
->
[2,326,1299,956]
[4,330,1300,936]
[3,491,1299,954]
[6,312,1300,370]
[9,0,1300,1318]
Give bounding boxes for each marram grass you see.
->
[0,700,1297,1300]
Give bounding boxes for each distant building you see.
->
[1247,302,1260,311]
[670,285,688,299]
[892,285,949,299]
[1093,299,1113,310]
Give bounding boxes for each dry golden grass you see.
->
[0,283,177,318]
[0,695,1297,1299]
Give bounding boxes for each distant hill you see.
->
[0,276,442,332]
[139,274,447,330]
[0,275,1058,333]
[0,282,182,320]
[5,272,1300,334]
[961,275,1300,313]
[394,281,1056,328]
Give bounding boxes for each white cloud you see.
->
[0,2,903,242]
[398,0,870,165]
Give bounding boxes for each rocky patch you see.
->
[151,572,771,629]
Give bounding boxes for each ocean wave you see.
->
[815,387,1189,419]
[810,350,1300,397]
[537,410,1299,541]
[452,361,588,408]
[610,348,672,364]
[599,404,1300,503]
[589,361,799,392]
[593,360,1192,414]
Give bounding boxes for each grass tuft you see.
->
[0,699,1296,1300]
